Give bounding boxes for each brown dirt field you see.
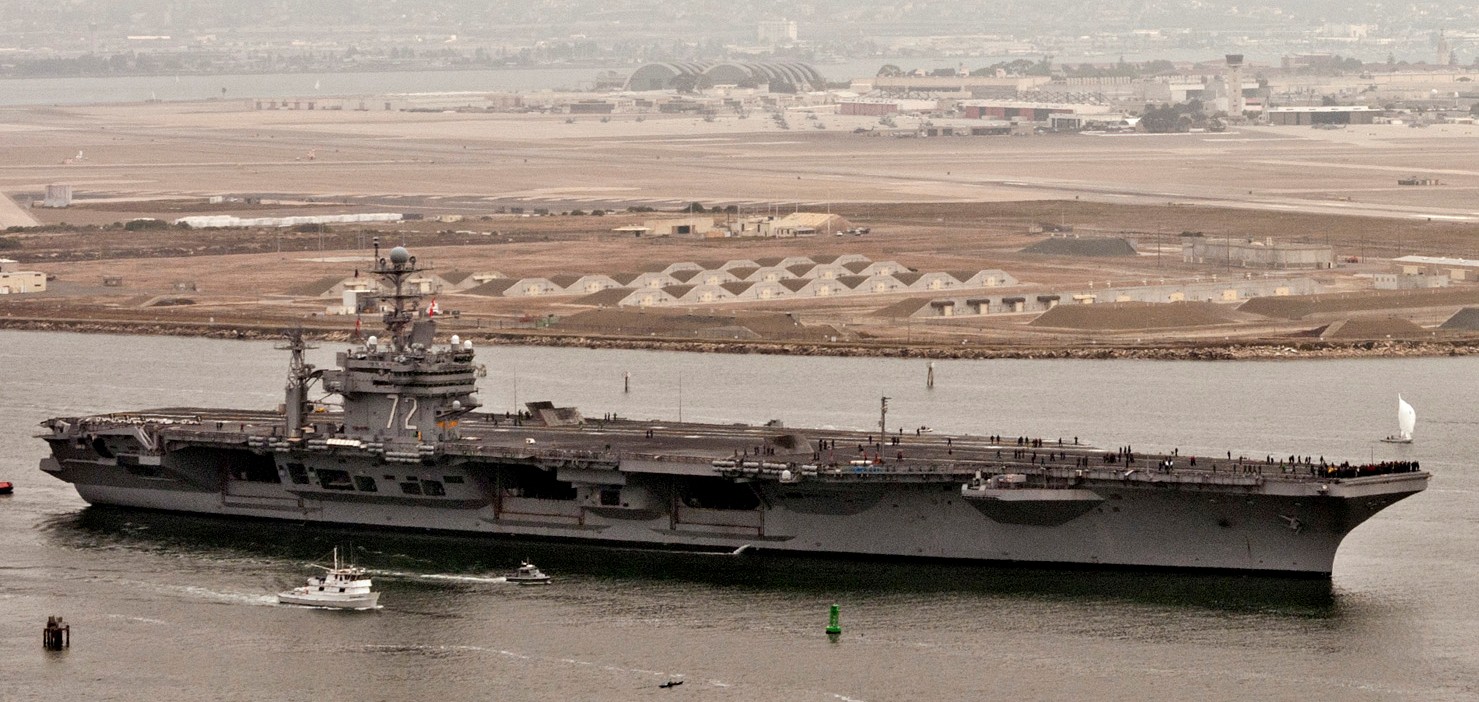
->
[1316,317,1432,339]
[1030,301,1247,330]
[7,101,1479,356]
[4,202,1478,351]
[1240,287,1479,319]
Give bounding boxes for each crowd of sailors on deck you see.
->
[1316,460,1420,478]
[1243,454,1421,478]
[762,430,1425,481]
[1000,436,1054,448]
[1100,448,1421,479]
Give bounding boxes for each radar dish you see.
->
[389,246,411,264]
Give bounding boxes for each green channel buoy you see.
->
[825,603,842,636]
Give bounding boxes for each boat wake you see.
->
[367,569,508,584]
[139,581,280,606]
[359,643,742,690]
[419,573,509,585]
[105,614,170,625]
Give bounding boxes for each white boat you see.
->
[278,547,380,609]
[1381,395,1416,444]
[506,561,551,585]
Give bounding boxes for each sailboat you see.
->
[1381,395,1416,444]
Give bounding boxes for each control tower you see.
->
[1225,54,1245,115]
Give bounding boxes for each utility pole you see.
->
[826,191,832,235]
[879,396,890,437]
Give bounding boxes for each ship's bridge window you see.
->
[421,480,446,497]
[399,481,423,495]
[353,476,378,492]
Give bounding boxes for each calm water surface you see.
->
[1,330,1475,700]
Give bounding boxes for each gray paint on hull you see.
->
[65,472,1389,574]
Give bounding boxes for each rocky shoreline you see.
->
[2,316,1476,361]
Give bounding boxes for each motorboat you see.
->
[278,547,380,609]
[1381,395,1416,444]
[0,481,13,495]
[506,561,551,585]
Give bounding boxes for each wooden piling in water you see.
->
[43,616,69,650]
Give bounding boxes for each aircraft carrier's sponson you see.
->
[36,246,1429,575]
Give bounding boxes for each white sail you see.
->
[1397,395,1416,440]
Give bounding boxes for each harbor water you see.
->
[1,330,1475,700]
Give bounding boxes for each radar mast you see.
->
[372,238,425,351]
[276,328,320,439]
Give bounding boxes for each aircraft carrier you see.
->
[37,245,1429,575]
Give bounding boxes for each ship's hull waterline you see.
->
[40,431,1424,576]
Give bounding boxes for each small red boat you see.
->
[0,481,13,495]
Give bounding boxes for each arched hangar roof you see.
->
[624,62,824,91]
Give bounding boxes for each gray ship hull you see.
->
[40,428,1425,575]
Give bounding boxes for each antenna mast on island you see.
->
[276,328,320,439]
[372,237,424,351]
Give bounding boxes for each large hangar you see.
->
[625,61,824,92]
[1266,106,1381,125]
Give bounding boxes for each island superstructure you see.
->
[37,245,1429,576]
